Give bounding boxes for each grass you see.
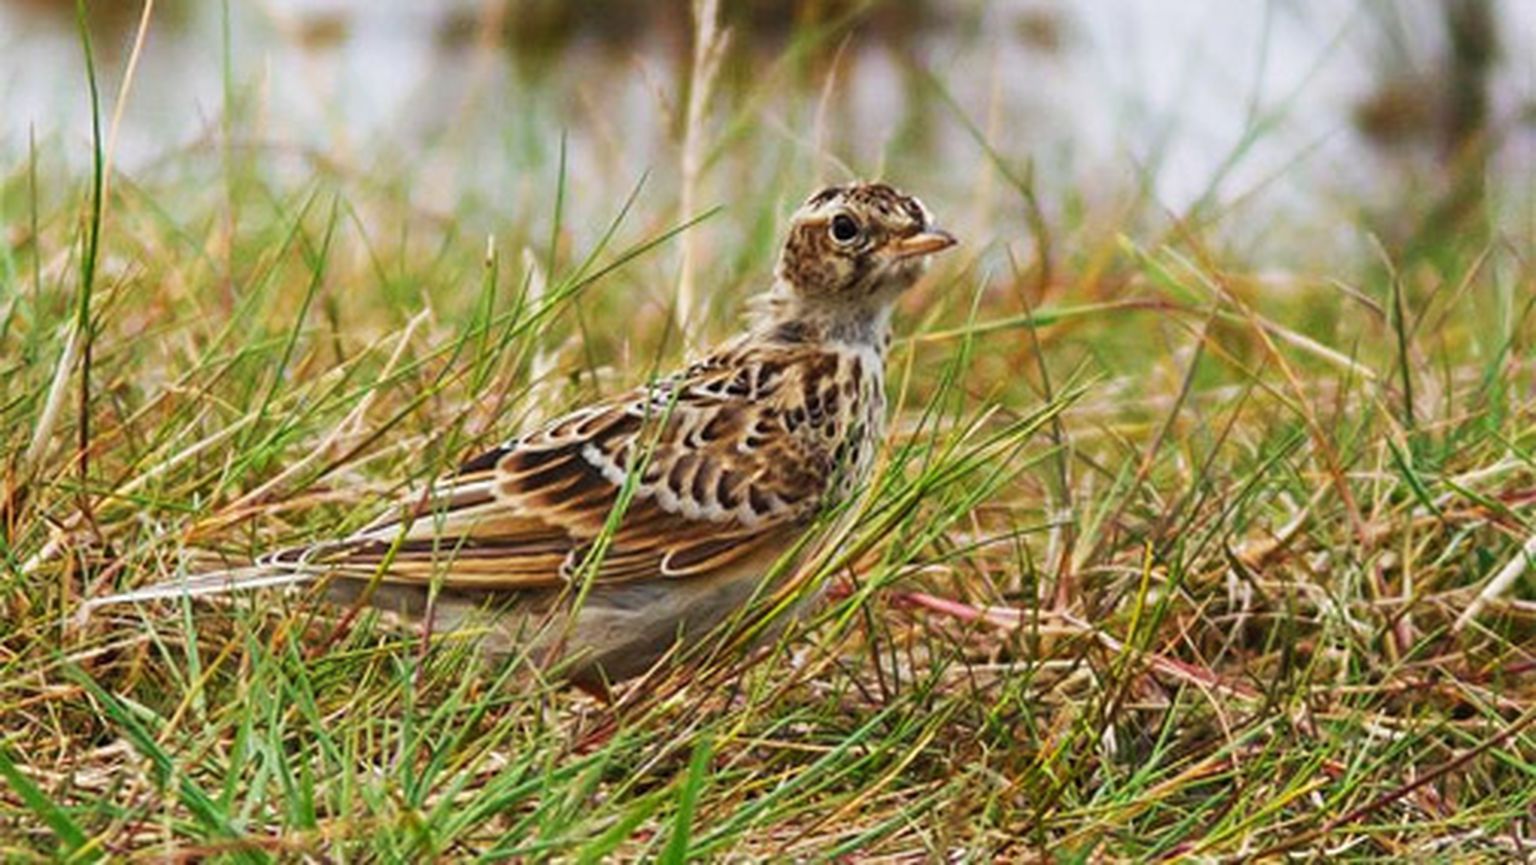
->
[3,3,1536,861]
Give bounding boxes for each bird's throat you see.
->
[751,282,895,349]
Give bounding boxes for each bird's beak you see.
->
[889,228,958,259]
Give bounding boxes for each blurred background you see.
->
[4,0,1533,271]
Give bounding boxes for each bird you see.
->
[86,181,957,693]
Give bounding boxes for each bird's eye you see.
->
[829,214,860,244]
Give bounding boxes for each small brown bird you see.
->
[88,182,956,691]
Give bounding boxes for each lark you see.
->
[89,182,956,690]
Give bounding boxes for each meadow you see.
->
[2,2,1534,860]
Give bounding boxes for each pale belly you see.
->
[322,545,806,688]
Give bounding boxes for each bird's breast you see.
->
[811,342,887,503]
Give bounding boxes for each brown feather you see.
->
[313,336,881,595]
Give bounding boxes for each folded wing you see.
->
[275,344,841,590]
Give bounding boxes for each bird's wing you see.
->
[276,343,853,590]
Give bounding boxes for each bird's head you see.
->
[775,182,956,308]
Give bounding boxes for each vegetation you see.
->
[2,2,1533,860]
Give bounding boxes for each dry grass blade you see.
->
[675,0,730,347]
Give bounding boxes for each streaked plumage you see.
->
[88,181,956,690]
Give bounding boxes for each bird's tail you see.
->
[79,536,377,618]
[78,565,316,620]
